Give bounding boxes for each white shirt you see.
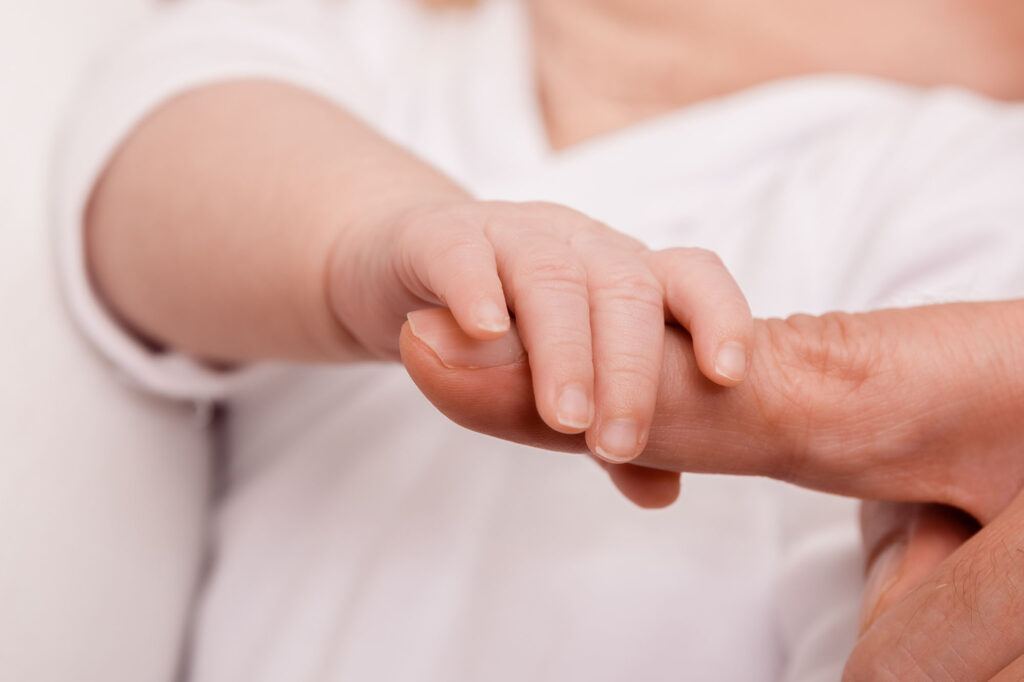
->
[53,1,1024,680]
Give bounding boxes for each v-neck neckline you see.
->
[464,0,919,193]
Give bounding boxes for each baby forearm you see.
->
[86,79,468,365]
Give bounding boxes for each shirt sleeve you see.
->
[51,0,377,402]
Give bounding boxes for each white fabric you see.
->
[2,2,209,682]
[54,0,1024,681]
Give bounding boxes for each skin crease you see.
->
[91,0,1024,675]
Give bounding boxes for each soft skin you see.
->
[87,81,753,466]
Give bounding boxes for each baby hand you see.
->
[329,200,752,463]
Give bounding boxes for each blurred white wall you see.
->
[0,2,210,681]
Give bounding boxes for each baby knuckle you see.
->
[611,364,661,396]
[599,268,662,302]
[545,336,594,358]
[519,256,587,286]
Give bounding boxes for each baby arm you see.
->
[87,79,753,463]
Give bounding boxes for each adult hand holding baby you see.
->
[402,301,1024,521]
[401,301,1024,676]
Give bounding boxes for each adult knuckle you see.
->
[754,312,892,480]
[960,533,1024,625]
[780,312,876,386]
[744,318,818,480]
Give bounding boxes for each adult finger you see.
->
[857,501,977,636]
[599,460,682,509]
[401,310,805,480]
[403,308,585,450]
[649,247,754,387]
[402,309,680,507]
[846,490,1024,681]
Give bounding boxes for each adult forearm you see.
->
[86,79,467,365]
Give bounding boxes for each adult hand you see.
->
[846,496,1024,680]
[401,302,1024,674]
[399,301,1024,520]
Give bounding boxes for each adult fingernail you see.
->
[594,418,640,463]
[715,341,748,382]
[858,537,908,636]
[556,383,592,430]
[408,308,524,368]
[473,298,510,333]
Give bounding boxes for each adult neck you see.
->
[528,0,1024,149]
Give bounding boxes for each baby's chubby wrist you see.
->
[318,192,473,362]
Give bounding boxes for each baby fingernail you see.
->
[474,299,510,333]
[556,384,592,430]
[595,419,640,463]
[407,308,525,368]
[715,341,748,382]
[858,537,908,636]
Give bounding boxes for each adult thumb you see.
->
[857,501,978,636]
